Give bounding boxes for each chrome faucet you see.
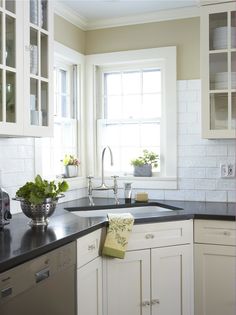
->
[87,146,119,206]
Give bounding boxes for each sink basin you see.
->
[71,205,175,218]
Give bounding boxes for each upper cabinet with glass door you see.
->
[0,0,53,137]
[201,1,236,139]
[0,0,24,136]
[23,0,53,136]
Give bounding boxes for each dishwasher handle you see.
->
[35,268,50,283]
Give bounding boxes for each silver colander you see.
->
[13,195,64,227]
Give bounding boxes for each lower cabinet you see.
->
[195,244,236,315]
[194,220,236,315]
[102,220,193,315]
[77,257,103,315]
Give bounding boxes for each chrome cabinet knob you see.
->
[152,299,160,305]
[141,300,150,307]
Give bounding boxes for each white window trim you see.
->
[85,47,177,189]
[35,41,86,191]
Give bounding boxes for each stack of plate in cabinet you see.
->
[213,26,236,50]
[214,72,236,89]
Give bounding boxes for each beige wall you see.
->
[54,14,85,54]
[85,18,200,80]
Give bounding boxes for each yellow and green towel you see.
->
[102,213,134,259]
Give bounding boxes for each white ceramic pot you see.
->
[64,165,78,178]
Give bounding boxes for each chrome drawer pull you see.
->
[145,234,155,239]
[88,244,96,251]
[152,299,160,305]
[223,231,231,236]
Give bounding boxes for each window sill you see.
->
[92,176,177,190]
[56,176,87,190]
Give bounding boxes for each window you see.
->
[36,42,84,181]
[97,65,162,175]
[86,47,177,189]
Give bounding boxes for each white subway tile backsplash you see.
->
[205,168,220,179]
[216,179,236,191]
[194,179,216,190]
[187,80,201,90]
[205,191,227,202]
[183,190,205,201]
[178,167,206,179]
[178,179,195,190]
[178,112,198,124]
[206,145,227,156]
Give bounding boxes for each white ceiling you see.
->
[57,0,200,21]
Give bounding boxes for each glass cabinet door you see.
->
[28,0,50,129]
[0,0,16,124]
[208,7,236,134]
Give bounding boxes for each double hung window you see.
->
[97,64,162,176]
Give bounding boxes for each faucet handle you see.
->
[87,175,94,179]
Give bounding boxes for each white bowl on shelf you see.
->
[213,27,236,49]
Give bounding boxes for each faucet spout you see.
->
[101,146,113,186]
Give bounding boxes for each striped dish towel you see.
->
[102,213,134,259]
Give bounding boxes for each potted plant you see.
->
[62,154,80,178]
[14,175,69,227]
[130,150,159,177]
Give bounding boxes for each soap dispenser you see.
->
[0,170,12,228]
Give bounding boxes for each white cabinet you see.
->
[77,257,103,315]
[194,220,236,315]
[0,0,53,137]
[201,1,236,138]
[103,220,194,315]
[77,229,104,315]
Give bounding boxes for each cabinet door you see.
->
[103,250,150,315]
[23,0,53,137]
[151,245,193,315]
[0,0,24,135]
[77,257,103,315]
[201,2,236,139]
[195,244,236,315]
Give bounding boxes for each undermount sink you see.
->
[69,204,181,218]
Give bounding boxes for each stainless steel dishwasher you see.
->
[0,241,76,315]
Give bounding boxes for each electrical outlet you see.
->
[220,163,235,178]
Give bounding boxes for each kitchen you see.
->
[0,0,236,314]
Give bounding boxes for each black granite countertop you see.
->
[0,198,235,273]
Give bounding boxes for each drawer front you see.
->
[127,220,193,251]
[194,220,236,246]
[77,229,104,268]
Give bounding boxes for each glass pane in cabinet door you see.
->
[6,70,15,123]
[41,81,48,126]
[6,15,15,68]
[40,0,48,30]
[0,69,2,121]
[209,53,227,90]
[232,52,236,89]
[41,33,48,78]
[232,93,236,129]
[30,28,38,75]
[30,0,38,25]
[5,0,15,13]
[30,78,39,125]
[231,11,236,49]
[209,13,227,51]
[210,93,228,130]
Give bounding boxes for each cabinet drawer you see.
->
[77,229,104,268]
[127,220,193,251]
[194,220,236,246]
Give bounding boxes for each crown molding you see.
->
[87,7,200,30]
[54,3,200,31]
[54,1,88,30]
